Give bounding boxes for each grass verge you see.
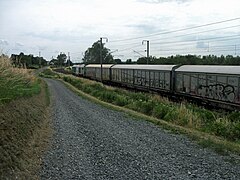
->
[0,55,51,179]
[0,80,51,179]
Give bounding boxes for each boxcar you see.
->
[85,64,114,81]
[72,64,85,76]
[175,65,240,108]
[111,64,177,92]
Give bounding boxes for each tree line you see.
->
[10,52,73,68]
[136,55,240,65]
[49,53,73,67]
[11,53,47,68]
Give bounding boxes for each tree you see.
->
[66,59,73,66]
[83,41,114,64]
[10,52,47,68]
[114,58,122,64]
[126,59,132,64]
[57,53,67,66]
[137,57,148,64]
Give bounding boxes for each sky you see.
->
[0,0,240,62]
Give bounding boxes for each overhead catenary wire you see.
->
[109,17,240,43]
[150,44,240,52]
[152,48,240,55]
[108,24,240,47]
[151,34,240,45]
[106,23,239,59]
[111,35,240,55]
[149,24,240,43]
[101,17,240,60]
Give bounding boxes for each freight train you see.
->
[72,64,240,110]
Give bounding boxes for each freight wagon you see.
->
[72,64,240,110]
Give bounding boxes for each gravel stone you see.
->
[41,79,240,179]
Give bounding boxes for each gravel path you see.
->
[41,79,240,179]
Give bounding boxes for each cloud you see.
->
[126,24,159,34]
[37,45,47,51]
[137,0,190,4]
[0,39,9,46]
[15,42,24,47]
[0,0,239,60]
[196,41,208,49]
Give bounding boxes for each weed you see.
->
[39,68,59,78]
[99,91,117,103]
[114,95,129,106]
[198,139,228,156]
[227,111,240,122]
[152,103,170,119]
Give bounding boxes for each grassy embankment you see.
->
[0,55,51,179]
[41,68,240,155]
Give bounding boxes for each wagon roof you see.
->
[175,65,240,75]
[111,64,177,71]
[85,64,114,68]
[72,64,85,68]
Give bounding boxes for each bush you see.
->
[153,103,171,119]
[231,122,240,141]
[163,107,178,122]
[90,83,105,92]
[99,91,117,103]
[227,111,240,122]
[128,92,149,102]
[82,85,92,94]
[40,68,59,77]
[196,109,216,124]
[114,96,129,106]
[136,100,155,115]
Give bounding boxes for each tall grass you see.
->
[39,68,60,78]
[0,55,40,104]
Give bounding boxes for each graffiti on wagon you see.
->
[198,83,235,102]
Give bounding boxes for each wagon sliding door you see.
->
[226,76,238,103]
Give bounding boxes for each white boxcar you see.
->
[175,65,240,104]
[72,64,85,76]
[85,64,114,81]
[111,64,177,91]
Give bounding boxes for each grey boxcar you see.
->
[111,64,177,92]
[175,65,240,105]
[85,64,114,81]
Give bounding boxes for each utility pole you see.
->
[39,51,41,67]
[82,52,85,64]
[68,52,70,66]
[100,37,108,82]
[142,40,150,64]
